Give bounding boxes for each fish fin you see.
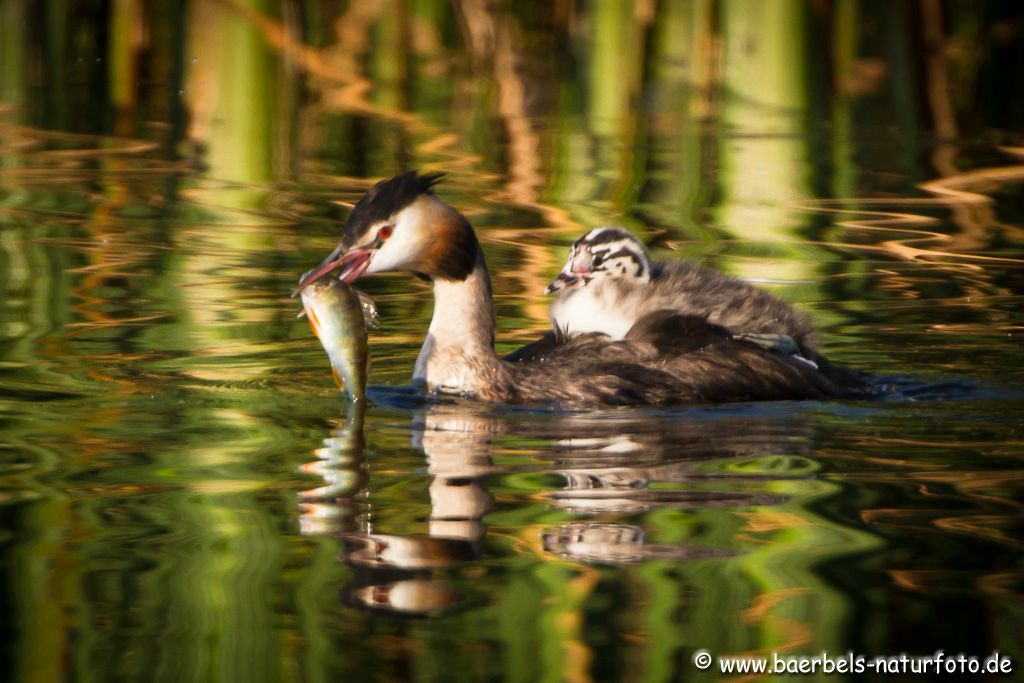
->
[330,366,346,391]
[355,289,380,330]
[296,309,307,319]
[306,307,322,337]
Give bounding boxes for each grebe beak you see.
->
[544,272,580,294]
[292,244,373,297]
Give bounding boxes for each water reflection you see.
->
[297,399,861,621]
[297,404,367,536]
[298,400,491,615]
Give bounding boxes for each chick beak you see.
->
[291,244,373,297]
[544,272,580,294]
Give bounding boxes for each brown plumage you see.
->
[296,172,875,407]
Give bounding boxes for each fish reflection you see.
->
[297,402,367,536]
[337,406,498,615]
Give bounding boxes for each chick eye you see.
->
[379,225,394,240]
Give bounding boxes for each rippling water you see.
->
[2,2,1024,681]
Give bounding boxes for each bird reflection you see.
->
[538,411,796,515]
[298,399,817,612]
[541,522,734,564]
[298,399,498,616]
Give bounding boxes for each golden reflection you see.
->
[800,147,1024,269]
[731,587,814,672]
[457,0,544,202]
[920,0,958,178]
[214,0,415,125]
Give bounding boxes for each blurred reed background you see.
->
[8,2,1023,186]
[2,0,1022,344]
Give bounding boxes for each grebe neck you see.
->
[413,249,500,395]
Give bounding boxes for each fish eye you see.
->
[379,225,394,240]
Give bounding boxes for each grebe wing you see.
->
[500,314,838,405]
[500,311,869,405]
[503,331,560,363]
[631,310,877,400]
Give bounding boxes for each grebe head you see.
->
[545,227,653,294]
[294,171,479,294]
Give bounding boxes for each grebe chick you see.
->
[547,227,817,351]
[294,172,871,406]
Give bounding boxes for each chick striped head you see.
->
[546,227,653,294]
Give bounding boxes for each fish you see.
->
[299,275,377,402]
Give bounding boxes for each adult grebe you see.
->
[294,172,871,406]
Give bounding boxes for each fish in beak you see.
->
[292,244,374,297]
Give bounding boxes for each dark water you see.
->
[2,2,1023,681]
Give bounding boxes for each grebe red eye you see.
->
[379,225,394,240]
